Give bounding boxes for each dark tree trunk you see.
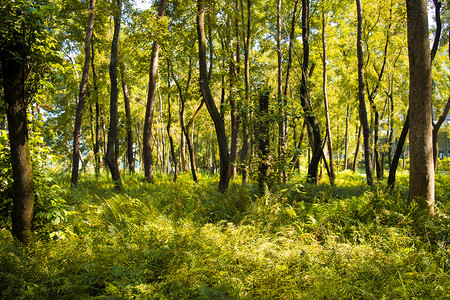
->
[71,0,95,187]
[344,105,350,170]
[91,41,101,177]
[172,59,199,182]
[356,0,373,186]
[432,34,450,169]
[353,125,362,172]
[120,65,135,173]
[433,97,450,168]
[197,0,230,192]
[276,0,287,183]
[143,0,167,183]
[228,1,241,180]
[258,89,271,194]
[406,0,434,213]
[388,112,409,189]
[105,0,122,190]
[301,0,323,185]
[2,43,34,244]
[165,61,177,182]
[322,9,335,185]
[240,0,251,184]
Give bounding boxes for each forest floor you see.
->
[1,170,450,299]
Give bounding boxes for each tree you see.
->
[71,0,95,187]
[142,0,167,183]
[120,64,135,173]
[301,0,323,185]
[322,8,335,185]
[240,0,252,184]
[105,0,123,190]
[406,0,434,213]
[197,0,230,192]
[356,0,373,186]
[0,0,51,243]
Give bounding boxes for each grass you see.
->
[1,170,449,299]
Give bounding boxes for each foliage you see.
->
[1,172,449,299]
[0,129,70,239]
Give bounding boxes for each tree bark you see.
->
[258,89,271,194]
[143,0,167,183]
[240,0,251,184]
[344,105,350,170]
[322,9,335,185]
[120,65,135,173]
[406,0,434,213]
[197,0,230,192]
[353,125,362,172]
[388,0,441,188]
[276,0,287,183]
[228,1,241,181]
[356,0,373,186]
[2,45,34,243]
[71,0,95,187]
[105,0,122,190]
[301,0,323,185]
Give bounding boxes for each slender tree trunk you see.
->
[228,1,241,181]
[356,0,373,186]
[240,0,251,184]
[258,89,271,194]
[353,125,362,172]
[143,0,167,183]
[172,59,199,182]
[165,61,177,181]
[301,0,322,184]
[406,0,434,213]
[344,105,350,170]
[135,122,142,170]
[276,0,287,183]
[197,0,230,192]
[322,10,335,185]
[2,45,34,244]
[432,36,450,169]
[120,65,135,173]
[71,0,95,186]
[91,41,101,177]
[105,0,122,190]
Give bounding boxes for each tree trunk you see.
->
[388,0,441,188]
[91,41,101,177]
[301,0,323,185]
[344,105,350,170]
[120,65,135,173]
[197,0,230,192]
[276,0,287,183]
[71,0,95,187]
[406,0,434,213]
[165,61,177,182]
[2,46,34,244]
[258,89,271,194]
[353,125,362,172]
[356,0,373,186]
[240,0,251,184]
[105,0,122,190]
[322,9,335,185]
[228,1,241,181]
[143,0,167,183]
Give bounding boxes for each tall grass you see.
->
[0,171,449,299]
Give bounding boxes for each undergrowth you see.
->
[0,171,449,299]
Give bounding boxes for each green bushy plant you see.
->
[0,130,70,239]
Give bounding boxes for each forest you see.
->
[1,0,450,298]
